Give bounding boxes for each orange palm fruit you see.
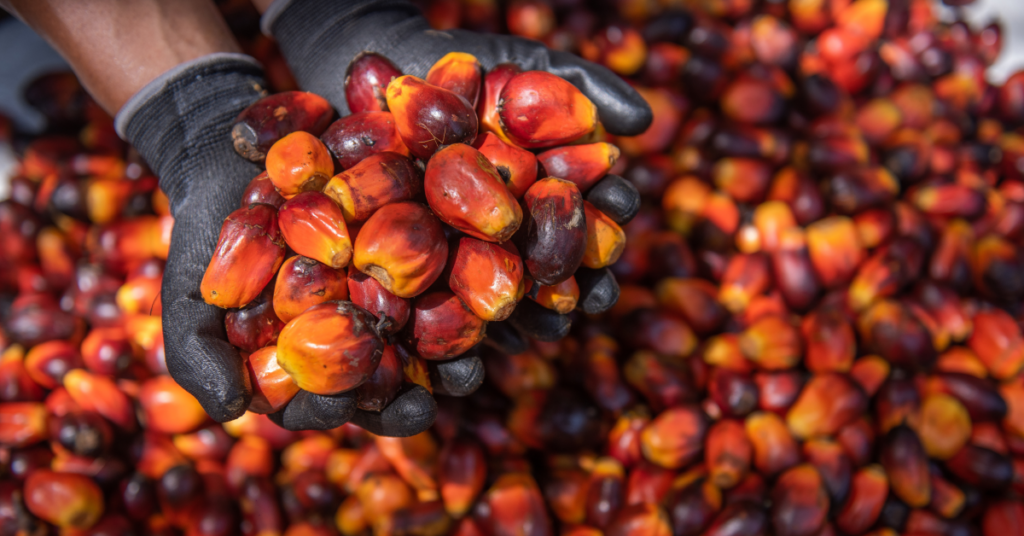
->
[347,265,411,336]
[537,143,621,193]
[968,309,1024,380]
[498,70,598,148]
[24,469,104,528]
[801,307,856,373]
[201,203,285,309]
[582,201,626,269]
[739,315,803,370]
[438,437,487,518]
[357,472,415,525]
[474,473,553,536]
[0,401,48,446]
[476,63,522,144]
[584,457,626,528]
[336,495,367,536]
[395,342,433,393]
[63,369,134,430]
[801,439,852,508]
[983,500,1024,536]
[265,131,334,198]
[426,52,483,107]
[526,276,579,314]
[640,405,708,469]
[276,301,383,395]
[806,216,865,288]
[425,143,522,242]
[849,355,890,396]
[321,112,410,169]
[929,472,966,519]
[767,167,826,225]
[713,158,773,204]
[345,52,403,113]
[719,253,772,313]
[322,151,421,224]
[353,202,448,298]
[278,191,352,269]
[746,411,800,477]
[516,177,587,285]
[246,346,299,414]
[23,340,80,389]
[386,75,478,159]
[138,375,207,435]
[656,278,728,334]
[770,464,829,536]
[704,502,768,536]
[786,373,867,440]
[404,290,486,360]
[721,73,785,125]
[473,131,539,199]
[354,344,402,412]
[232,91,334,162]
[848,237,925,312]
[834,464,888,535]
[880,425,931,508]
[622,350,693,411]
[617,87,685,156]
[544,468,589,524]
[581,24,648,76]
[605,503,671,536]
[273,256,349,323]
[853,208,895,250]
[706,419,752,489]
[447,237,524,321]
[607,408,650,469]
[858,299,936,370]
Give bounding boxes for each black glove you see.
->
[117,54,482,436]
[263,0,645,348]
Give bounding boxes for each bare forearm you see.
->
[2,0,242,114]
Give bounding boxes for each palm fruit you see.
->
[322,151,422,224]
[425,143,522,242]
[352,202,448,298]
[277,191,352,269]
[265,131,335,198]
[345,52,402,113]
[516,178,587,285]
[447,237,524,321]
[386,75,479,159]
[498,70,598,148]
[201,203,285,308]
[232,91,334,162]
[320,112,410,169]
[473,131,538,198]
[426,52,483,106]
[404,290,487,360]
[273,256,349,323]
[246,346,299,414]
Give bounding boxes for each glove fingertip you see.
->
[575,267,621,315]
[269,390,359,431]
[429,352,486,397]
[350,385,437,437]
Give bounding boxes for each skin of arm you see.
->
[0,0,242,115]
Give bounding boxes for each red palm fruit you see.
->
[848,237,925,312]
[278,191,352,269]
[923,372,1008,422]
[537,143,621,193]
[245,346,299,414]
[425,144,522,242]
[0,345,46,402]
[325,448,360,488]
[618,87,685,156]
[201,204,285,309]
[580,25,648,76]
[706,420,753,489]
[438,437,486,518]
[448,237,524,321]
[357,473,414,525]
[929,472,965,519]
[498,71,597,148]
[276,301,383,395]
[655,278,728,335]
[373,434,439,495]
[37,226,76,288]
[119,472,157,521]
[426,52,483,107]
[582,201,626,269]
[746,411,800,476]
[232,91,333,162]
[853,208,895,250]
[703,335,754,374]
[708,367,759,418]
[739,315,802,370]
[971,422,1009,454]
[806,216,865,288]
[172,423,232,461]
[849,355,889,396]
[387,75,478,160]
[824,167,899,216]
[622,309,699,359]
[0,401,48,446]
[622,350,692,411]
[968,309,1024,380]
[1002,380,1024,442]
[395,342,433,393]
[353,202,448,298]
[526,276,579,314]
[875,377,920,434]
[225,285,285,352]
[486,350,556,398]
[544,468,588,524]
[625,461,674,507]
[947,444,1013,492]
[917,393,972,460]
[134,431,189,479]
[24,469,104,528]
[605,503,672,536]
[139,375,207,435]
[984,500,1024,536]
[63,369,134,430]
[720,74,785,125]
[273,256,348,323]
[936,347,988,377]
[837,417,875,468]
[506,0,554,40]
[752,201,797,253]
[787,373,867,440]
[857,299,936,370]
[972,234,1024,303]
[662,177,710,235]
[516,178,587,285]
[755,371,804,415]
[336,494,367,536]
[608,409,650,469]
[664,476,722,536]
[767,167,826,226]
[474,473,553,536]
[640,405,708,469]
[713,158,773,204]
[377,500,454,536]
[585,457,626,528]
[801,308,856,373]
[345,52,402,113]
[405,291,486,360]
[801,440,852,507]
[265,131,334,198]
[582,346,636,415]
[719,253,771,314]
[770,464,829,536]
[771,228,821,312]
[880,425,931,508]
[912,183,987,219]
[322,151,421,224]
[473,131,538,199]
[834,464,888,535]
[911,282,971,343]
[347,265,410,336]
[704,501,768,536]
[477,63,522,144]
[354,344,402,412]
[320,112,410,169]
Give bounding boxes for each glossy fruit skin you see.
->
[24,469,104,528]
[473,131,538,199]
[246,346,299,414]
[265,131,335,199]
[347,265,411,336]
[447,237,524,321]
[582,201,626,269]
[273,256,349,323]
[527,276,579,314]
[320,111,410,169]
[232,91,334,162]
[425,143,523,242]
[276,301,383,395]
[516,178,587,285]
[278,191,352,269]
[537,142,621,193]
[386,75,479,160]
[498,70,598,148]
[345,51,402,113]
[425,52,483,106]
[240,171,286,208]
[201,203,285,309]
[322,151,422,224]
[477,63,522,144]
[225,284,285,352]
[352,202,448,299]
[404,290,487,360]
[354,344,402,412]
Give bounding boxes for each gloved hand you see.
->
[116,54,484,436]
[262,0,648,343]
